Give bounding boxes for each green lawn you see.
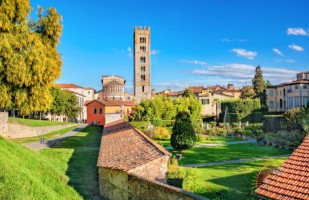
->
[183,158,288,200]
[0,135,82,199]
[11,125,78,143]
[41,126,103,200]
[155,136,247,147]
[174,143,291,165]
[9,117,75,127]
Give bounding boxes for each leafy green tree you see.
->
[240,86,256,99]
[171,111,196,152]
[252,66,267,105]
[182,88,195,98]
[0,1,62,115]
[63,91,81,120]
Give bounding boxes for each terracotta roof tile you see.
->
[85,99,134,106]
[97,119,171,171]
[55,83,84,89]
[255,134,309,199]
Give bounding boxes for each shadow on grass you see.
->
[51,126,105,200]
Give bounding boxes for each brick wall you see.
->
[86,101,105,125]
[129,156,169,183]
[0,112,8,137]
[98,168,208,200]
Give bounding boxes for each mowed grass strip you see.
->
[12,125,78,143]
[9,117,75,127]
[173,143,291,165]
[183,157,288,200]
[41,126,103,200]
[0,136,82,200]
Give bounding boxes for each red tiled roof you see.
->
[85,87,94,90]
[188,86,204,93]
[255,134,309,199]
[97,119,171,171]
[85,99,135,106]
[55,83,84,89]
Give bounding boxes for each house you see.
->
[267,72,309,112]
[254,134,309,199]
[97,119,206,200]
[85,99,134,125]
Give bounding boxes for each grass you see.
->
[9,117,75,127]
[183,157,288,200]
[0,136,82,199]
[41,126,103,200]
[11,125,78,143]
[173,143,291,165]
[155,136,247,147]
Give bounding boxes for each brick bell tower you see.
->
[134,26,151,103]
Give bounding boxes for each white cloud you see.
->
[221,38,248,42]
[276,59,295,63]
[231,49,257,60]
[287,28,309,36]
[151,49,160,55]
[288,44,304,51]
[179,59,207,66]
[192,63,298,84]
[127,46,133,57]
[272,48,284,56]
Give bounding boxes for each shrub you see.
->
[234,128,243,134]
[263,115,285,132]
[209,121,217,127]
[205,128,216,136]
[263,130,306,149]
[171,111,196,151]
[167,158,185,188]
[183,168,199,192]
[250,112,263,123]
[232,122,239,128]
[152,127,171,140]
[152,118,162,126]
[243,129,252,136]
[245,123,263,135]
[218,129,227,137]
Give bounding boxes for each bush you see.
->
[251,112,263,123]
[245,123,263,135]
[196,134,204,142]
[167,158,185,188]
[152,127,171,140]
[152,118,162,126]
[263,130,306,149]
[171,111,196,151]
[209,121,217,127]
[205,128,216,136]
[218,129,227,136]
[263,115,285,132]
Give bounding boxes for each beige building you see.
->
[102,75,126,101]
[267,72,309,112]
[134,26,151,103]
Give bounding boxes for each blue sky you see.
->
[30,0,309,92]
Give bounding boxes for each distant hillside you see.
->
[0,136,82,199]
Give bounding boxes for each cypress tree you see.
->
[171,111,196,152]
[252,65,267,105]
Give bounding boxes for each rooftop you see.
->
[255,134,309,199]
[86,99,134,106]
[97,119,171,171]
[55,83,84,89]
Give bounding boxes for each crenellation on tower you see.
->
[134,26,151,103]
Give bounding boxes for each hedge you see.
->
[263,115,285,132]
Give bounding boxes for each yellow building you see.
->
[267,72,309,112]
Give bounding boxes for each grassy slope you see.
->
[9,117,74,127]
[12,125,78,143]
[41,126,103,200]
[0,137,82,200]
[184,158,287,200]
[175,143,291,165]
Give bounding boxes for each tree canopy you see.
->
[252,66,267,106]
[240,86,256,99]
[0,1,63,115]
[129,95,202,121]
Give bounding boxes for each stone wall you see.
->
[105,113,122,124]
[129,156,169,183]
[99,168,208,200]
[7,123,76,139]
[0,112,8,137]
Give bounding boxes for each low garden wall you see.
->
[98,168,208,200]
[7,123,76,139]
[0,112,8,137]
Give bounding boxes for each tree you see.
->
[252,66,267,105]
[240,86,256,99]
[171,111,196,152]
[182,88,195,98]
[63,91,81,120]
[0,1,62,115]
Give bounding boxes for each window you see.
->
[142,86,145,93]
[295,97,300,107]
[295,85,299,90]
[288,86,292,92]
[269,101,274,108]
[304,97,308,105]
[201,99,210,105]
[88,91,90,94]
[141,74,145,81]
[140,56,146,63]
[276,90,278,96]
[141,66,145,72]
[280,90,282,96]
[304,85,308,89]
[269,90,274,96]
[289,97,293,108]
[99,108,103,114]
[94,108,97,114]
[140,46,146,52]
[140,37,146,43]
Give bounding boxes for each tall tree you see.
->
[170,111,196,152]
[0,1,62,115]
[252,66,267,105]
[240,86,256,99]
[182,88,195,98]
